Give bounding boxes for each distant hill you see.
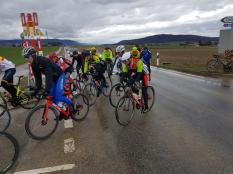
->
[0,39,81,46]
[117,34,219,45]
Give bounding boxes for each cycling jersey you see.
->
[0,56,15,72]
[102,49,113,61]
[140,49,152,64]
[31,56,63,93]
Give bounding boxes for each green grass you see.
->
[0,46,60,66]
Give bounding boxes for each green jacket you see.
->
[102,49,113,60]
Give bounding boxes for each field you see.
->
[0,46,59,66]
[71,45,219,76]
[150,46,218,75]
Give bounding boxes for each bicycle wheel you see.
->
[25,105,59,140]
[143,86,155,113]
[103,76,112,97]
[71,93,89,121]
[19,92,40,109]
[115,96,135,126]
[0,105,11,132]
[207,59,222,72]
[109,83,125,107]
[83,83,98,106]
[0,94,7,116]
[0,132,19,173]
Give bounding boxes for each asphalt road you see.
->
[5,67,233,174]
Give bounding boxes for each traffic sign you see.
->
[221,16,233,23]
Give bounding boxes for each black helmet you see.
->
[22,46,37,58]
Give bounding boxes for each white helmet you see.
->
[121,52,131,61]
[116,45,125,53]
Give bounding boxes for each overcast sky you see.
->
[0,0,233,44]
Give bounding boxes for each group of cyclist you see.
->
[0,44,152,115]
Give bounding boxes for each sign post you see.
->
[221,16,233,29]
[20,12,43,87]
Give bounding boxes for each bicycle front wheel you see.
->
[0,105,11,132]
[25,105,59,140]
[103,76,112,97]
[109,83,125,107]
[207,59,222,73]
[115,96,135,126]
[143,86,155,113]
[83,83,98,106]
[0,132,19,174]
[19,92,40,109]
[71,93,89,121]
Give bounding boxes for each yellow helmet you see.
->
[90,47,96,55]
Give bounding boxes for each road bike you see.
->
[115,83,155,126]
[83,71,112,106]
[207,54,233,73]
[0,75,40,109]
[25,90,89,140]
[0,104,11,132]
[0,131,19,174]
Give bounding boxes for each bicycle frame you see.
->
[43,96,71,123]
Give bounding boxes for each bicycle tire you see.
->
[0,105,11,132]
[115,96,135,126]
[25,105,59,140]
[109,83,125,108]
[0,94,7,117]
[103,76,112,97]
[19,92,40,109]
[207,59,222,72]
[83,83,98,106]
[143,86,155,113]
[0,132,19,174]
[71,93,90,121]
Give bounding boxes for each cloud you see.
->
[0,0,232,44]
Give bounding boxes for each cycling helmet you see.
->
[116,45,125,53]
[48,52,58,61]
[121,52,131,61]
[22,46,37,58]
[83,50,91,57]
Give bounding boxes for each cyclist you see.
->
[131,47,140,59]
[102,47,113,62]
[113,45,125,75]
[0,56,18,103]
[140,47,152,81]
[71,50,84,74]
[22,46,76,117]
[83,49,107,95]
[121,52,149,111]
[102,47,113,75]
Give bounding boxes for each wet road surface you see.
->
[5,67,233,174]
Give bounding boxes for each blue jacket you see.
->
[140,49,152,63]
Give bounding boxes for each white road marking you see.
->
[64,119,74,129]
[64,138,75,154]
[14,164,75,174]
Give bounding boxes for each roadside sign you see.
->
[223,23,233,27]
[221,16,233,23]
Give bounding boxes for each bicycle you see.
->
[0,104,11,132]
[105,59,113,77]
[115,83,155,126]
[207,54,233,73]
[109,81,126,108]
[25,91,89,140]
[0,131,19,174]
[83,70,112,106]
[0,75,40,109]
